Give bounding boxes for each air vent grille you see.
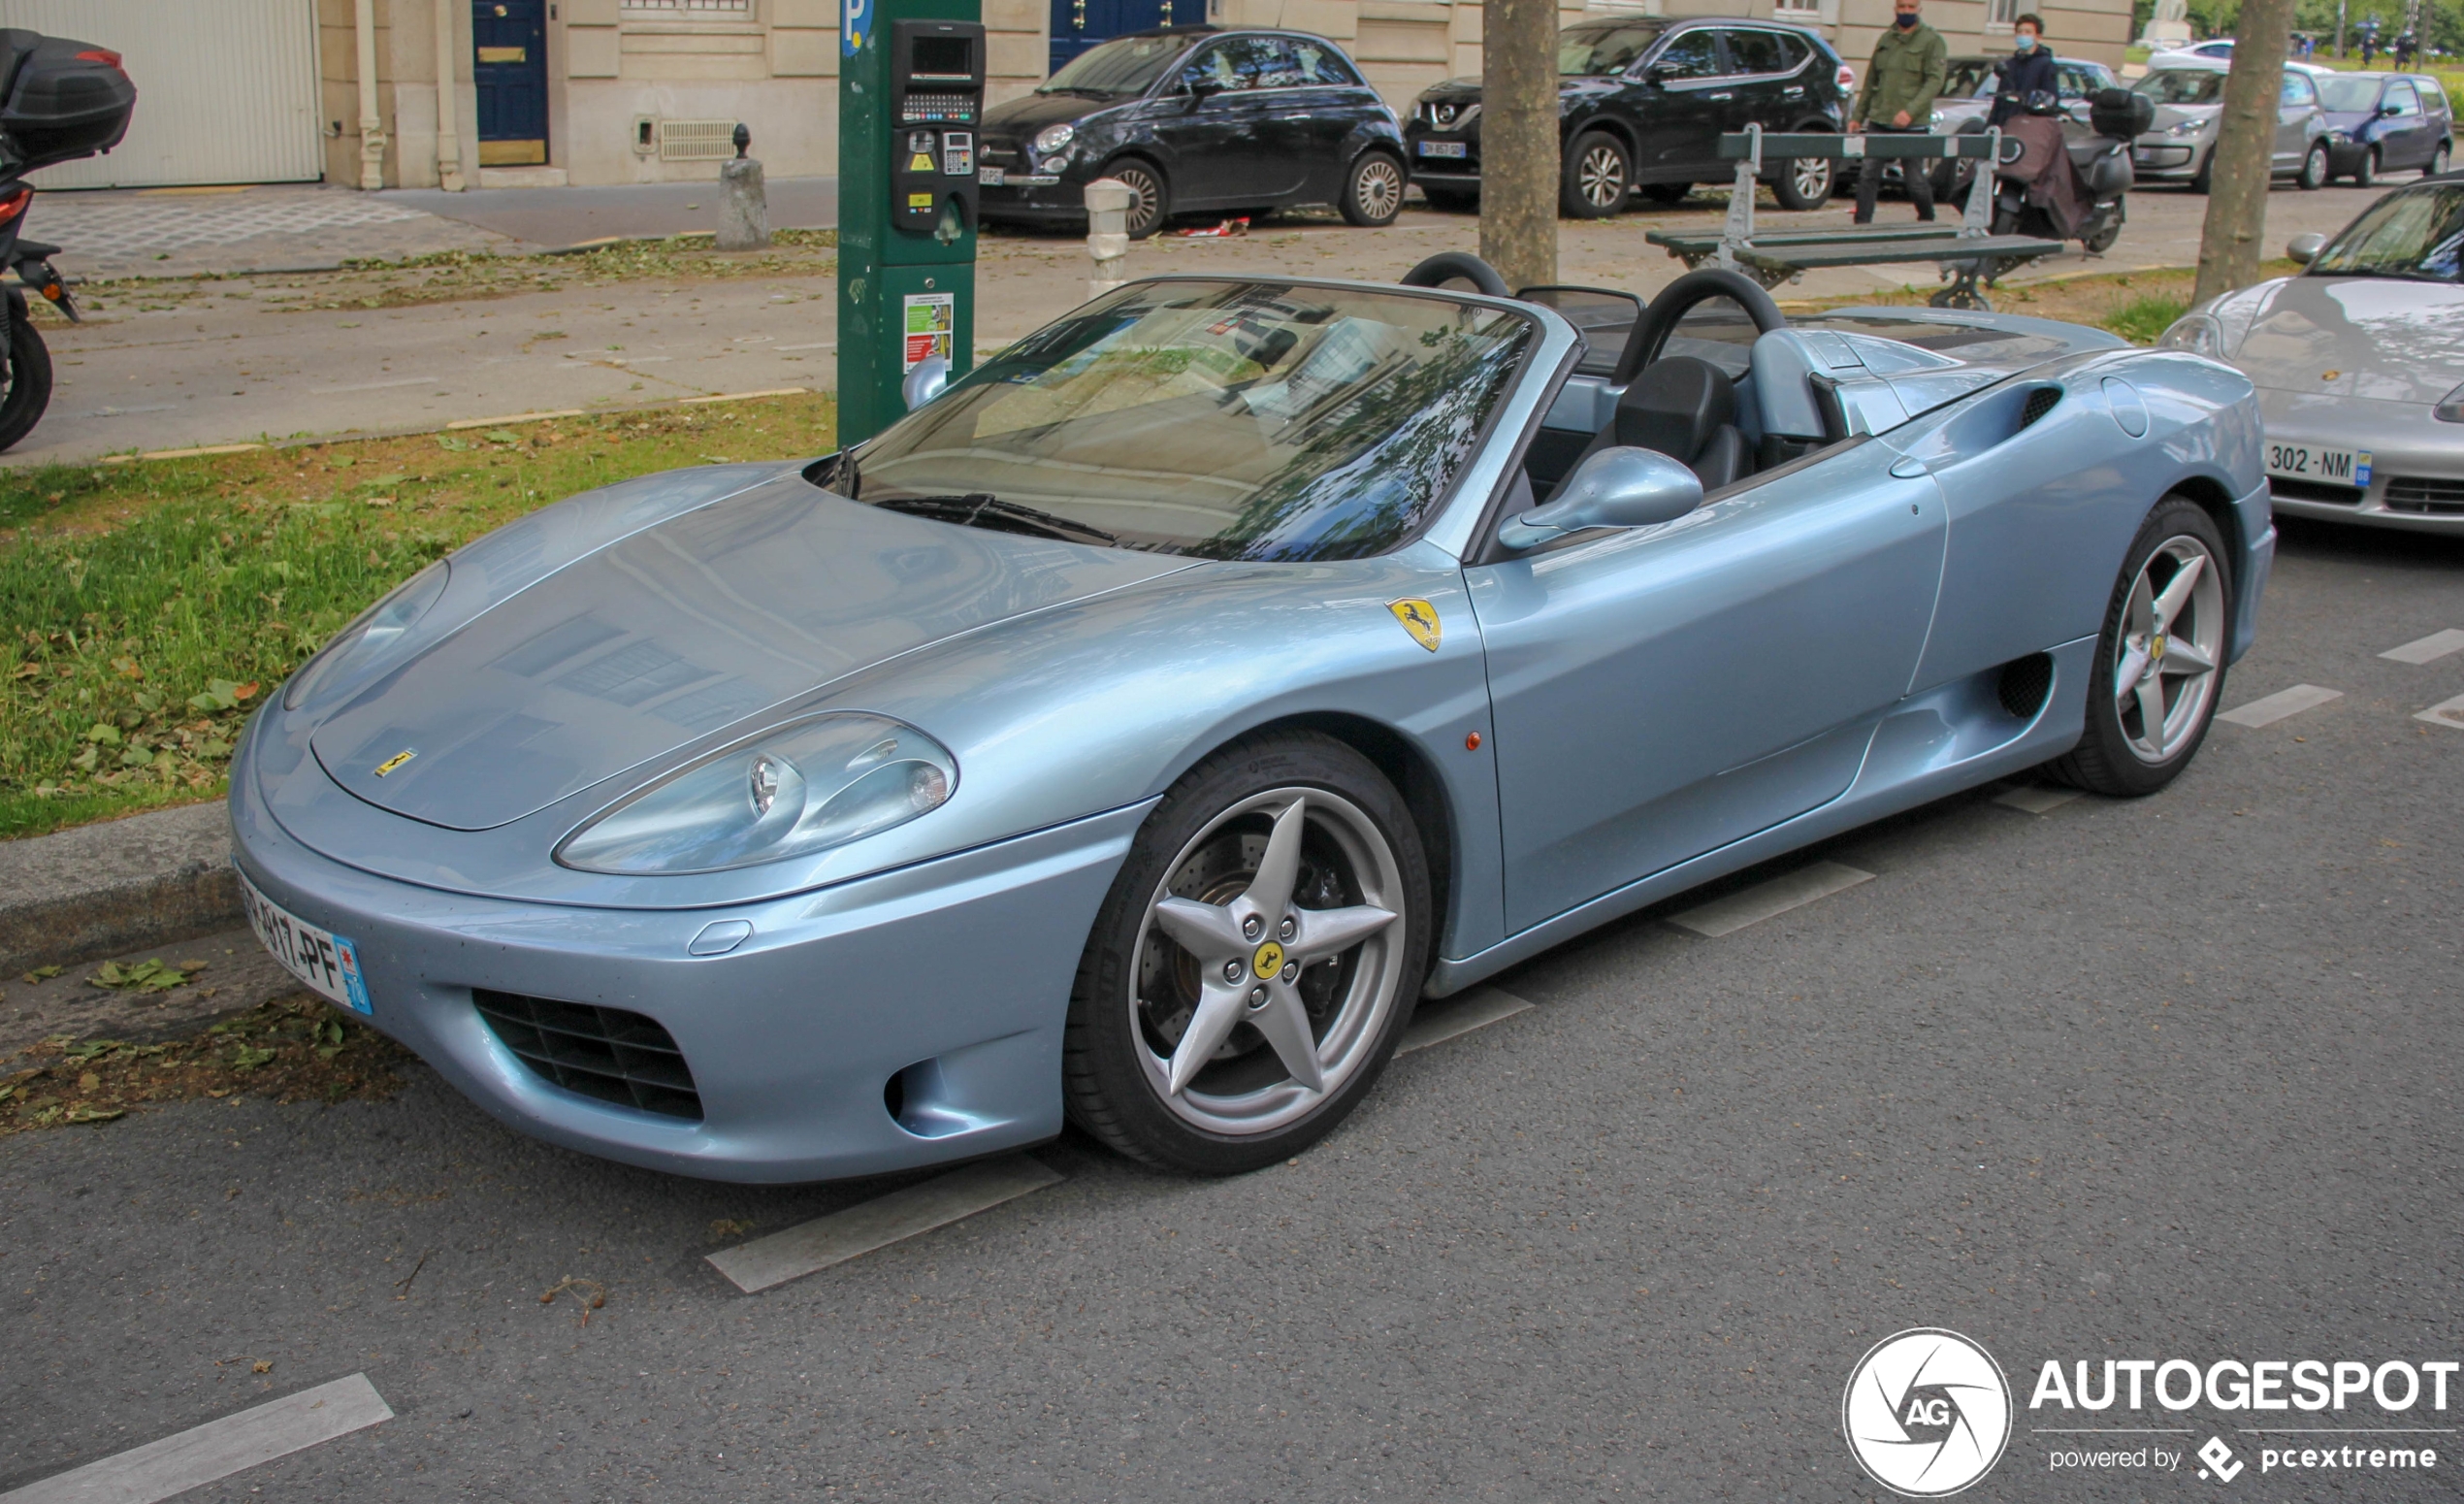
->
[2384,475,2464,514]
[2019,387,2061,428]
[2270,477,2364,506]
[658,118,739,162]
[474,990,702,1120]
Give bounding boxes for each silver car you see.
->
[2162,178,2464,532]
[2131,65,2332,191]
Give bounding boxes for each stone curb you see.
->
[0,801,239,978]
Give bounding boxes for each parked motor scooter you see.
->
[1984,87,2148,256]
[0,33,136,452]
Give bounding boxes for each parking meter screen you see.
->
[910,35,972,79]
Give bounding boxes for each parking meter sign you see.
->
[903,292,954,371]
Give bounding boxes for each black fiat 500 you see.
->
[1404,16,1852,218]
[977,26,1408,238]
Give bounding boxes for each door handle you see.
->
[1706,91,1733,101]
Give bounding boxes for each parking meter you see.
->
[839,1,984,446]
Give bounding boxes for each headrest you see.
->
[1614,356,1736,463]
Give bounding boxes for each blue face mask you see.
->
[1895,11,1919,25]
[2015,32,2038,49]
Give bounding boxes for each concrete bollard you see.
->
[718,123,771,251]
[1085,178,1132,300]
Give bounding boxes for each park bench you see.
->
[1642,125,2067,311]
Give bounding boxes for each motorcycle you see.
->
[0,32,136,452]
[1983,87,2149,256]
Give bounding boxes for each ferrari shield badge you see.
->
[373,749,416,777]
[1388,598,1442,652]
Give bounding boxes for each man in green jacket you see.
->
[1850,0,1949,223]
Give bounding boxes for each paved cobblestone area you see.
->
[36,185,517,279]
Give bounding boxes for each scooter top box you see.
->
[0,31,135,174]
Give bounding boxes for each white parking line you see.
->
[2219,684,2344,728]
[1398,986,1534,1056]
[2415,694,2464,731]
[1994,784,2083,815]
[2382,629,2464,665]
[707,1155,1063,1293]
[0,1374,391,1504]
[1668,861,1874,938]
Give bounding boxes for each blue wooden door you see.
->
[1049,0,1207,77]
[473,0,549,166]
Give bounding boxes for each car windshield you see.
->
[2309,184,2464,279]
[1559,20,1667,76]
[2318,75,2384,111]
[1943,59,1995,99]
[2133,69,2226,105]
[1038,32,1198,96]
[836,281,1533,561]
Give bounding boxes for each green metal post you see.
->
[838,0,984,448]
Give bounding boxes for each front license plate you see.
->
[1419,140,1468,159]
[977,166,1004,186]
[239,866,373,1015]
[2266,441,2371,486]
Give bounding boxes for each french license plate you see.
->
[238,866,373,1015]
[977,166,1004,186]
[1419,140,1468,159]
[2265,441,2371,486]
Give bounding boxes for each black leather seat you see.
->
[1570,356,1747,491]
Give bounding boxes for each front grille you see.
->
[474,990,702,1120]
[979,134,1021,165]
[2269,476,2363,506]
[2383,475,2464,514]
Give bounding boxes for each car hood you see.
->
[308,471,1194,831]
[2222,275,2464,403]
[2319,109,2377,131]
[2142,103,2219,135]
[982,90,1124,136]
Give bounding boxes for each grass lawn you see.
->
[0,391,836,840]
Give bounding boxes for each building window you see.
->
[1984,0,2017,27]
[1772,0,1818,14]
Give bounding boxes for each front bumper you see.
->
[2131,141,2204,180]
[2255,386,2464,533]
[230,750,1150,1183]
[977,173,1089,225]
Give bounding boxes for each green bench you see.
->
[1640,126,2067,311]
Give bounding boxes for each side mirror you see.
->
[2381,102,2404,116]
[901,355,951,410]
[1498,446,1703,550]
[1186,77,1223,102]
[2286,231,2327,265]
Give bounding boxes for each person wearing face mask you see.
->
[1990,14,2058,128]
[1852,0,1949,223]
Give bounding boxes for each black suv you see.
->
[1404,16,1852,217]
[978,27,1408,238]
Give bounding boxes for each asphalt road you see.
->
[2,515,2460,1502]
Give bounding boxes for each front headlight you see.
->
[555,712,957,874]
[2167,118,2205,136]
[281,560,450,712]
[2434,380,2464,422]
[2156,311,2225,359]
[1032,122,1076,154]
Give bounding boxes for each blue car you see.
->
[231,265,2271,1182]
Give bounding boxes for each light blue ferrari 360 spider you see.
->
[231,262,2272,1181]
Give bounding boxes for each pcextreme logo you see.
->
[1843,1328,2015,1496]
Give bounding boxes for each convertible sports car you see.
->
[2161,177,2464,532]
[231,262,2271,1182]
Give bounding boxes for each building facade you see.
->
[9,0,2130,192]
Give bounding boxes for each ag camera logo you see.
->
[1843,1328,2015,1496]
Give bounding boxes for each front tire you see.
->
[1061,731,1432,1174]
[0,309,52,455]
[2047,498,2231,798]
[2426,141,2450,179]
[1339,150,1406,227]
[1107,157,1169,239]
[2354,146,2379,187]
[2297,141,2329,190]
[1562,131,1633,218]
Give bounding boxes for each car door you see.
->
[2276,69,2320,169]
[2382,78,2430,168]
[1162,38,1281,206]
[1265,34,1378,203]
[1721,27,1807,132]
[1469,438,1947,934]
[1634,27,1732,179]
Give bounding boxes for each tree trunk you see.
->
[1479,0,1558,290]
[2192,0,2297,305]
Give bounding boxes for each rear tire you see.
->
[2297,140,2329,189]
[1061,730,1431,1175]
[2047,497,2231,798]
[0,310,52,455]
[2188,149,2213,194]
[1339,150,1406,227]
[1770,150,1835,211]
[1561,131,1633,218]
[1107,157,1169,239]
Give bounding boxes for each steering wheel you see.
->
[1399,251,1511,298]
[1614,268,1787,385]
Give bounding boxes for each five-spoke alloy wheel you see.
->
[2051,497,2232,796]
[1063,732,1430,1173]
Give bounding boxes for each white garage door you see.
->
[0,0,319,188]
